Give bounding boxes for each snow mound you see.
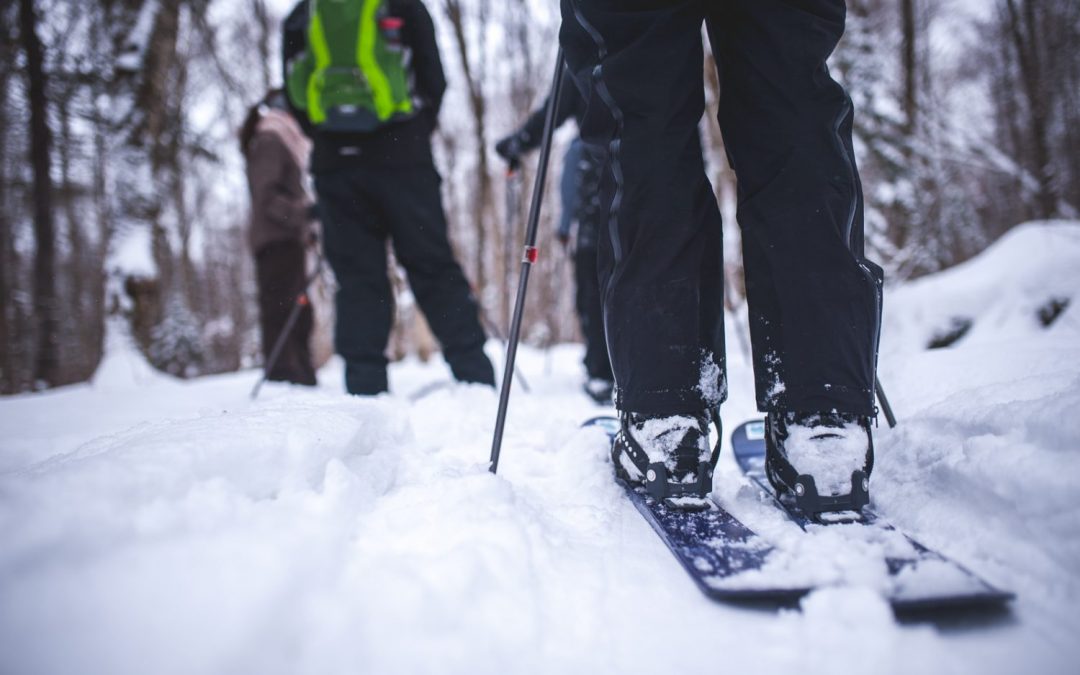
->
[0,392,412,675]
[884,220,1080,352]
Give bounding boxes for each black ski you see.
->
[584,416,810,603]
[731,420,1014,612]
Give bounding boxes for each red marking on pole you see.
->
[523,246,538,264]
[379,17,404,30]
[298,294,310,307]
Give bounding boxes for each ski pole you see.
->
[875,376,897,428]
[250,250,325,400]
[489,49,566,474]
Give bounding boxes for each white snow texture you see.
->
[1,221,1079,675]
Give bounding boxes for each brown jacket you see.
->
[246,109,315,252]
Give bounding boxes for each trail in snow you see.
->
[0,221,1078,675]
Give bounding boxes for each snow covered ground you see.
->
[2,221,1079,675]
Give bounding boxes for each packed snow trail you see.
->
[1,221,1079,674]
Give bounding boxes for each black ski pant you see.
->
[576,243,611,382]
[255,240,317,386]
[574,148,613,383]
[314,163,495,395]
[561,0,883,417]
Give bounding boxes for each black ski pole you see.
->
[875,376,897,428]
[250,251,325,400]
[489,49,566,474]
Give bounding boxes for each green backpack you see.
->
[286,0,415,132]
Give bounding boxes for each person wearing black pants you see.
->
[560,0,884,509]
[242,90,318,387]
[496,71,614,402]
[255,241,316,385]
[571,145,612,400]
[283,0,495,396]
[314,166,494,394]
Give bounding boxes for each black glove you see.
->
[495,134,524,163]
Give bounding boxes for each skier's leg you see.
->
[255,239,311,384]
[576,244,612,383]
[560,0,726,417]
[707,1,882,510]
[707,0,883,417]
[280,239,317,385]
[574,151,613,384]
[313,169,394,395]
[381,164,495,387]
[291,271,317,386]
[256,240,295,382]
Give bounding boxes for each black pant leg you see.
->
[575,244,612,382]
[255,240,316,385]
[560,0,726,416]
[314,169,394,395]
[574,151,612,382]
[707,0,883,415]
[288,281,317,386]
[377,165,495,387]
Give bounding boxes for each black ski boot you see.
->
[765,411,873,519]
[612,410,720,508]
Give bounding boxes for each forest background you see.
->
[1,0,1077,393]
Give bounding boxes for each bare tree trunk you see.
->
[0,18,14,393]
[442,0,492,296]
[251,0,274,93]
[900,0,917,134]
[1004,0,1059,218]
[57,94,93,380]
[142,1,183,294]
[18,0,59,388]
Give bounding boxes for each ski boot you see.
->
[612,409,720,509]
[765,410,873,520]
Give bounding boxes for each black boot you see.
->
[765,411,873,517]
[612,409,720,506]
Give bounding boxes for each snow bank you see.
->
[882,220,1080,353]
[2,223,1079,674]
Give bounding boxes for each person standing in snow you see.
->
[560,0,884,511]
[241,89,319,387]
[282,0,495,396]
[495,70,615,404]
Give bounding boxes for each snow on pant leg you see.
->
[377,165,495,387]
[560,0,726,416]
[313,169,393,395]
[706,0,883,416]
[255,239,316,385]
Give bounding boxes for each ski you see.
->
[584,416,811,604]
[731,419,1014,612]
